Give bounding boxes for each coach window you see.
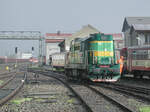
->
[132,51,136,60]
[148,50,150,59]
[143,50,148,59]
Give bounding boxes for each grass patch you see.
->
[0,80,3,85]
[67,99,74,104]
[139,106,150,112]
[128,99,141,107]
[10,98,32,105]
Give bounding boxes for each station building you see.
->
[45,32,72,65]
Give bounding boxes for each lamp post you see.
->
[31,47,34,67]
[15,47,18,70]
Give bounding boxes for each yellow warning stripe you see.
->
[90,41,113,43]
[94,51,113,56]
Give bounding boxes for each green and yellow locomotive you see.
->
[65,33,121,82]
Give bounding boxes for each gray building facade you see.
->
[122,17,150,47]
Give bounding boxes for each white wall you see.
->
[46,43,60,65]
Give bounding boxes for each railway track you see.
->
[30,69,137,112]
[109,83,150,95]
[0,72,26,106]
[95,82,150,102]
[0,74,15,80]
[85,85,134,112]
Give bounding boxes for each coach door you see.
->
[128,50,132,72]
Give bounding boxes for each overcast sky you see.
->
[0,0,150,56]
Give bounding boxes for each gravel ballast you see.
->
[0,72,84,112]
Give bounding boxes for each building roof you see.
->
[126,17,150,25]
[105,33,122,38]
[70,24,100,39]
[131,24,150,31]
[122,17,150,32]
[45,33,72,37]
[45,39,64,43]
[105,33,123,41]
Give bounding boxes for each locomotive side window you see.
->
[74,44,80,51]
[80,43,84,51]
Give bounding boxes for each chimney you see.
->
[57,31,61,35]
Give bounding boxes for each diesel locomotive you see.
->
[65,33,121,82]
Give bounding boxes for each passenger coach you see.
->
[120,46,150,78]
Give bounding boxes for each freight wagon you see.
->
[50,52,65,70]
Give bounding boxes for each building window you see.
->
[145,34,150,45]
[145,34,148,44]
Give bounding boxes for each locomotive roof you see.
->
[74,33,113,43]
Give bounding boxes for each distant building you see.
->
[59,24,100,52]
[105,33,124,49]
[45,32,72,65]
[21,53,32,59]
[122,17,150,47]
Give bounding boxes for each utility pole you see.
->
[15,47,18,70]
[31,47,34,66]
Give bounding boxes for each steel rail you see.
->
[0,73,26,106]
[0,74,14,79]
[85,85,134,112]
[95,83,150,102]
[0,72,25,89]
[110,83,150,95]
[0,72,16,76]
[0,75,15,89]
